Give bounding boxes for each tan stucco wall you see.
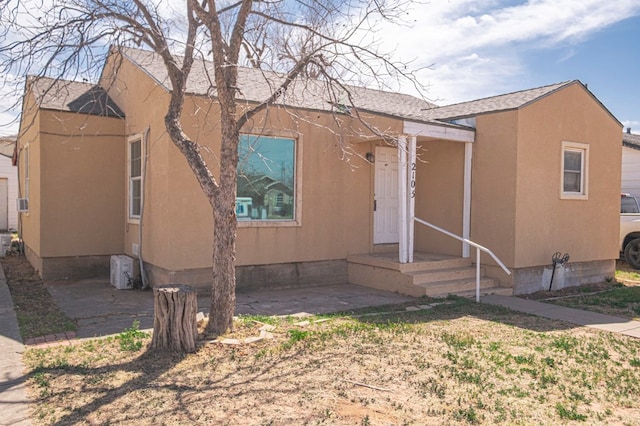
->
[513,84,621,267]
[17,91,42,257]
[470,110,519,267]
[414,139,465,256]
[36,110,125,256]
[469,84,621,274]
[101,52,171,265]
[161,100,381,270]
[100,52,405,275]
[94,53,621,291]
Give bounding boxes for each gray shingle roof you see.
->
[623,132,640,150]
[0,135,16,158]
[121,47,438,122]
[122,48,590,126]
[419,81,577,121]
[28,76,124,117]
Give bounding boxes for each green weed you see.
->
[453,406,479,424]
[556,403,587,421]
[115,320,149,352]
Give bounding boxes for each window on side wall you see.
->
[561,141,589,200]
[128,136,143,221]
[236,134,297,224]
[24,146,29,201]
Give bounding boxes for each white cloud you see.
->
[375,0,640,104]
[622,121,640,135]
[0,112,20,137]
[0,72,23,136]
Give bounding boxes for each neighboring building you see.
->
[622,129,640,196]
[0,135,18,231]
[16,47,622,295]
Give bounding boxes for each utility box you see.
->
[110,255,134,290]
[0,234,12,257]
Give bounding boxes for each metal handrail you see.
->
[413,217,511,302]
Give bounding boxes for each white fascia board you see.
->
[403,121,475,143]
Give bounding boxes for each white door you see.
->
[374,147,399,244]
[0,179,7,231]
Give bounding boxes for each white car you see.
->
[621,193,640,268]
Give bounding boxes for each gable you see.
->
[27,76,124,118]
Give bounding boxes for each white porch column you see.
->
[407,135,417,263]
[398,136,408,263]
[462,142,473,257]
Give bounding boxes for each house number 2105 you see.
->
[410,162,416,198]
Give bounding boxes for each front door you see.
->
[374,146,399,244]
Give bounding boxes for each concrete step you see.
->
[440,286,514,299]
[347,254,472,273]
[416,277,499,296]
[406,266,484,285]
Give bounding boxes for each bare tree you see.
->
[0,0,424,336]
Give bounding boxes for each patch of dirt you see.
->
[520,280,617,301]
[1,254,76,338]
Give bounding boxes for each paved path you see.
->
[482,294,640,338]
[44,278,416,339]
[0,266,31,426]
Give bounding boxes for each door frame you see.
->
[373,146,399,244]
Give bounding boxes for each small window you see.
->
[622,195,640,214]
[24,146,29,201]
[561,141,589,200]
[129,136,143,220]
[237,134,296,222]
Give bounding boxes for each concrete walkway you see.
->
[43,278,416,339]
[482,294,640,339]
[0,267,31,426]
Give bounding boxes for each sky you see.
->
[1,0,639,136]
[380,0,640,133]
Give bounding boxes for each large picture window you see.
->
[561,141,589,200]
[129,136,142,220]
[237,134,296,221]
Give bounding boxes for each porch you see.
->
[347,251,513,298]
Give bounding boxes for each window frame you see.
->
[24,145,29,201]
[128,135,143,223]
[560,141,589,200]
[236,132,302,228]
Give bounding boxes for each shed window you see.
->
[561,141,589,200]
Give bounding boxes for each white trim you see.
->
[560,141,589,200]
[127,134,143,223]
[462,142,472,257]
[407,135,416,263]
[24,146,29,204]
[398,136,409,263]
[403,121,475,143]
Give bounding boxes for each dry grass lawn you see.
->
[24,300,640,425]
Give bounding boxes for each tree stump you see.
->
[150,284,198,353]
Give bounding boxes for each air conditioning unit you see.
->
[17,198,29,212]
[110,255,134,290]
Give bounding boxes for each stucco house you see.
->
[621,129,640,196]
[16,47,622,295]
[0,135,18,231]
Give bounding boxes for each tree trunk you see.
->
[150,284,198,353]
[207,204,237,336]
